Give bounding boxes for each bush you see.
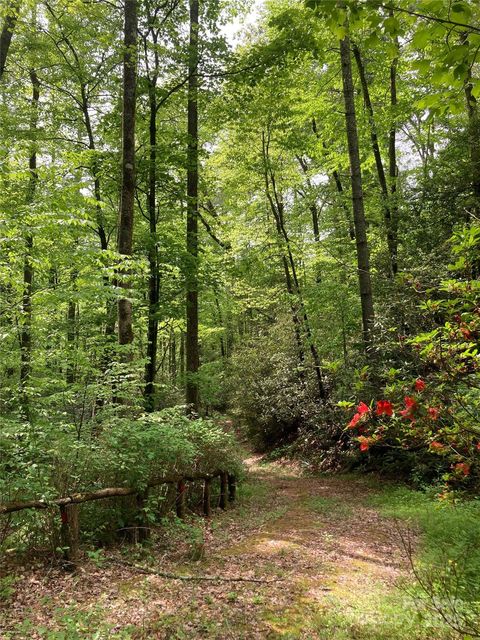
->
[0,408,244,556]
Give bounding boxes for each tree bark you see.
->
[185,0,200,412]
[20,69,39,417]
[389,36,399,262]
[461,34,480,220]
[144,75,160,410]
[339,36,375,349]
[0,1,19,80]
[66,284,77,385]
[352,43,397,276]
[117,0,137,354]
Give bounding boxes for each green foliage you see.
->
[344,223,480,489]
[370,486,480,638]
[1,408,243,556]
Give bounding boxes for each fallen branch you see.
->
[111,559,282,584]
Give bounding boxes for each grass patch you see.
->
[305,496,353,518]
[368,485,480,638]
[4,605,137,639]
[368,486,480,569]
[263,591,453,640]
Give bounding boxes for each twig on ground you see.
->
[109,558,282,584]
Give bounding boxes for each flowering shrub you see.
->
[346,374,479,490]
[344,224,480,492]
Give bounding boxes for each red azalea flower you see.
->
[358,436,371,452]
[400,396,417,420]
[376,400,393,417]
[415,378,426,392]
[357,402,370,415]
[430,441,444,451]
[476,443,480,451]
[428,407,440,420]
[348,413,361,429]
[454,462,471,476]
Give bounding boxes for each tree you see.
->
[185,0,200,412]
[117,0,137,359]
[0,1,20,79]
[339,34,375,349]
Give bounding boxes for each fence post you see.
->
[176,479,186,519]
[203,477,211,517]
[219,472,228,510]
[227,474,237,504]
[59,504,79,569]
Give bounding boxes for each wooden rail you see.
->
[1,471,237,567]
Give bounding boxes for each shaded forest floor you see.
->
[2,457,456,639]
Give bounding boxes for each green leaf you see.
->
[412,28,431,49]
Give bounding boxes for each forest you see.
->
[1,0,480,638]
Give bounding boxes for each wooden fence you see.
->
[0,471,237,566]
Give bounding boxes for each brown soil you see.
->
[0,457,424,639]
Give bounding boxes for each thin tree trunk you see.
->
[185,0,200,412]
[352,43,397,276]
[311,119,355,240]
[0,1,19,79]
[144,76,159,411]
[179,330,185,378]
[296,156,323,282]
[214,293,226,359]
[262,132,326,399]
[117,0,137,355]
[66,272,77,385]
[81,91,116,338]
[388,12,400,264]
[462,33,480,220]
[339,36,375,349]
[20,69,39,416]
[296,156,321,243]
[170,330,177,380]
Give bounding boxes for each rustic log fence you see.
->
[0,470,237,567]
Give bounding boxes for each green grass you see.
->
[367,485,480,639]
[304,495,353,518]
[368,486,480,568]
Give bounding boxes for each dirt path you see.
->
[2,459,443,639]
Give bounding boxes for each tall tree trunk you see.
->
[185,0,200,412]
[339,36,375,349]
[0,1,19,79]
[352,43,397,276]
[117,0,137,355]
[20,69,39,416]
[144,77,159,411]
[388,13,399,264]
[461,34,480,220]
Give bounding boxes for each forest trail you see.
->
[4,459,418,640]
